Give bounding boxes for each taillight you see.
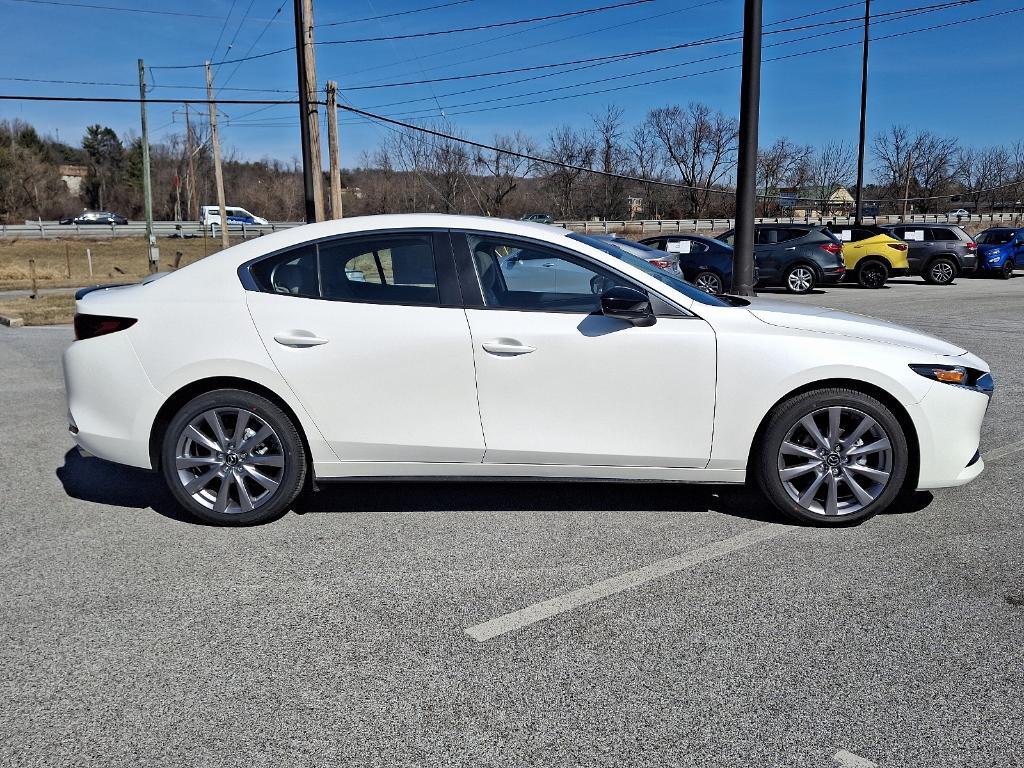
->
[966,242,977,251]
[74,314,137,340]
[648,259,674,270]
[819,242,842,254]
[887,243,909,251]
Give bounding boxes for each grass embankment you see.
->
[0,235,252,292]
[0,293,76,325]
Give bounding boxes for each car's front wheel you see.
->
[693,270,724,294]
[754,388,909,525]
[160,389,307,525]
[784,264,816,294]
[924,257,957,285]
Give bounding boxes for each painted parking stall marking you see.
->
[833,750,878,768]
[465,523,787,642]
[983,439,1024,464]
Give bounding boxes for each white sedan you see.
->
[63,214,992,526]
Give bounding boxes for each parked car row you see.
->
[632,223,1021,294]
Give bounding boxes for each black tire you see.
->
[160,388,307,525]
[923,257,957,285]
[783,264,817,294]
[692,270,724,294]
[753,387,910,526]
[999,261,1014,280]
[856,259,889,289]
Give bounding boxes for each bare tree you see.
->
[625,121,669,219]
[756,137,812,215]
[474,132,535,217]
[647,102,738,216]
[590,105,627,220]
[873,126,959,213]
[805,140,855,213]
[543,124,595,219]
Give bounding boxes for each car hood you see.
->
[745,299,968,357]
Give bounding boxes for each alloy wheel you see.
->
[930,261,955,283]
[861,264,887,288]
[786,267,814,293]
[173,407,286,515]
[776,406,894,517]
[695,272,723,294]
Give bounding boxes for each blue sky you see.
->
[1,0,1021,178]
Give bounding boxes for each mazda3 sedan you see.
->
[64,214,992,527]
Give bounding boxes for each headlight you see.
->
[988,256,1002,263]
[910,364,993,395]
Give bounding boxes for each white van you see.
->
[200,205,269,228]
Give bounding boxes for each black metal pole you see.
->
[294,0,316,223]
[731,0,762,297]
[854,0,871,225]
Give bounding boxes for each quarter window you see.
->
[468,235,632,313]
[250,245,319,298]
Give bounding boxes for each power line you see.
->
[344,0,978,91]
[319,0,476,27]
[215,0,290,94]
[151,0,657,69]
[210,0,240,63]
[361,0,968,113]
[2,0,280,21]
[372,1,1013,120]
[316,0,656,45]
[0,95,303,105]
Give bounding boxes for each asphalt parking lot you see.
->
[2,275,1022,768]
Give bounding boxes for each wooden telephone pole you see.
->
[294,0,325,222]
[205,61,230,250]
[183,103,199,221]
[326,80,342,219]
[138,58,157,272]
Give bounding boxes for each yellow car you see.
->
[828,224,911,288]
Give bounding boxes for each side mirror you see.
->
[600,286,656,327]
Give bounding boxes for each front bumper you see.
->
[911,378,991,490]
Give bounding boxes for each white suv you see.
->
[200,205,269,228]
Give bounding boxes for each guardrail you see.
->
[557,212,1023,234]
[0,221,303,240]
[2,212,1020,240]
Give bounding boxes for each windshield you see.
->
[976,229,1013,245]
[568,233,730,307]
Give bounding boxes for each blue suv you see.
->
[974,227,1023,279]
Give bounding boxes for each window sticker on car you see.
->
[904,230,925,241]
[837,229,852,241]
[667,240,692,254]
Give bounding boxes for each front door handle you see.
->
[482,339,536,356]
[274,331,329,347]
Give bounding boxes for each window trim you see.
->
[238,227,462,308]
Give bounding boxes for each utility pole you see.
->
[184,103,199,221]
[902,150,913,221]
[137,58,157,272]
[294,0,325,222]
[854,0,871,224]
[731,0,762,297]
[326,80,342,219]
[205,61,230,250]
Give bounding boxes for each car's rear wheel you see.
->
[754,388,909,526]
[160,389,307,525]
[924,257,957,285]
[693,270,723,295]
[999,260,1014,280]
[784,264,816,294]
[856,260,889,289]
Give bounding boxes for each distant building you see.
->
[778,185,855,218]
[59,164,88,196]
[627,196,644,219]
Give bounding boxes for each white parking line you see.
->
[833,750,878,768]
[465,523,787,642]
[983,439,1024,464]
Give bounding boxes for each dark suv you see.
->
[717,224,846,293]
[876,224,977,284]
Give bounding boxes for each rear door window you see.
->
[927,228,959,241]
[319,234,440,306]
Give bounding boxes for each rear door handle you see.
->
[482,340,536,356]
[273,331,329,347]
